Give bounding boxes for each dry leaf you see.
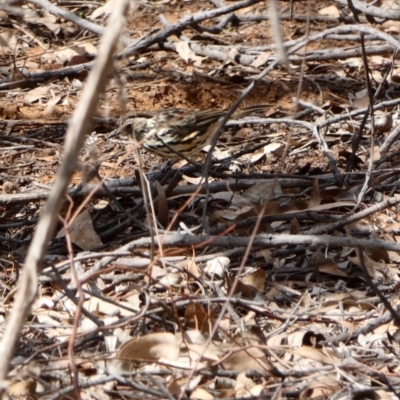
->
[167,378,182,395]
[251,51,271,67]
[205,256,229,278]
[176,41,206,65]
[155,180,168,226]
[383,19,400,33]
[89,0,116,19]
[349,88,369,109]
[56,209,102,250]
[235,372,263,398]
[183,257,200,277]
[242,269,266,292]
[290,346,339,365]
[235,202,280,225]
[24,86,50,103]
[226,275,256,300]
[118,332,180,362]
[242,181,283,204]
[349,249,384,279]
[222,347,271,373]
[83,297,136,317]
[190,388,214,399]
[308,179,321,208]
[290,216,300,234]
[185,303,208,330]
[318,5,340,17]
[8,379,36,398]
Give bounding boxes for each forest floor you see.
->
[2,0,400,399]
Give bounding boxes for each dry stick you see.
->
[246,32,384,51]
[0,3,24,14]
[164,24,400,67]
[123,233,400,253]
[86,172,320,198]
[163,40,393,68]
[303,44,395,62]
[326,298,396,347]
[269,0,289,69]
[46,377,129,400]
[346,0,376,205]
[11,22,47,50]
[333,0,400,19]
[380,124,400,157]
[239,32,389,55]
[284,0,310,174]
[113,294,375,328]
[79,229,400,290]
[144,373,175,400]
[136,149,156,260]
[0,67,151,90]
[214,283,244,333]
[320,98,400,129]
[308,193,400,235]
[0,0,131,389]
[45,247,243,277]
[50,264,102,327]
[357,247,400,326]
[208,0,226,7]
[0,163,386,208]
[240,12,355,23]
[377,49,400,157]
[315,24,400,48]
[120,0,263,57]
[61,179,113,396]
[63,216,85,400]
[27,0,127,42]
[201,75,277,231]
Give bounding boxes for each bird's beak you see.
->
[107,129,119,139]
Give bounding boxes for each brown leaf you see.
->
[176,41,205,65]
[242,269,265,292]
[190,388,214,399]
[241,181,283,204]
[308,179,321,208]
[185,303,208,330]
[118,332,180,362]
[222,347,271,373]
[309,248,331,268]
[290,216,300,234]
[235,372,263,397]
[56,209,102,250]
[349,249,383,279]
[234,201,279,223]
[8,379,36,398]
[155,180,168,226]
[226,275,255,300]
[367,246,390,263]
[183,257,200,277]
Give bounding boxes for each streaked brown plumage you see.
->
[110,106,265,159]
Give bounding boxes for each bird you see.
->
[108,105,266,159]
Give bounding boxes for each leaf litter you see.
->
[2,0,400,399]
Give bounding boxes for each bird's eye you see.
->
[123,123,133,134]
